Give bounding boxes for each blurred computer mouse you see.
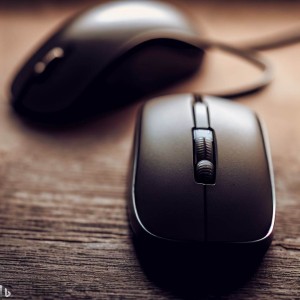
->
[10,1,204,124]
[129,94,275,250]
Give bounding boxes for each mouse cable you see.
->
[238,26,300,51]
[199,40,274,98]
[197,26,300,98]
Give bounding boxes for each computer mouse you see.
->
[129,94,275,249]
[10,1,204,124]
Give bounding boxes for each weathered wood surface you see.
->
[0,0,299,299]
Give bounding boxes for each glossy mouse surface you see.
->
[11,1,204,123]
[129,94,275,247]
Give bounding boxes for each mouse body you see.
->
[11,1,204,123]
[129,94,275,248]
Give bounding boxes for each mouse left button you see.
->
[133,94,206,242]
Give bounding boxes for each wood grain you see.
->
[0,0,299,299]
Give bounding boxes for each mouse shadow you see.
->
[8,101,142,147]
[132,236,269,299]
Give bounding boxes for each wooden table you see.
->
[0,0,299,298]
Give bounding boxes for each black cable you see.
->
[239,27,300,51]
[198,40,274,99]
[197,26,300,98]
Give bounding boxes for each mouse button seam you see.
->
[119,29,204,58]
[193,102,209,128]
[204,184,208,242]
[191,94,197,128]
[202,98,211,128]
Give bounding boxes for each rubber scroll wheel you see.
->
[195,136,213,162]
[196,160,215,184]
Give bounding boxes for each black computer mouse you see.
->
[10,1,204,124]
[129,94,275,250]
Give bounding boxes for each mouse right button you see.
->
[204,96,275,243]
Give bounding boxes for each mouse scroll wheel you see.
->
[196,160,215,184]
[34,47,65,76]
[194,136,213,162]
[193,129,216,184]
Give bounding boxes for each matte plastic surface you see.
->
[204,96,274,242]
[134,94,205,242]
